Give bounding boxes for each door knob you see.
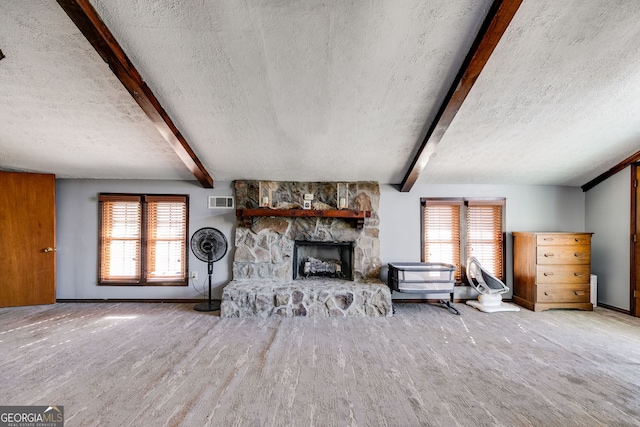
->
[43,247,55,253]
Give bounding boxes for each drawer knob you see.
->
[543,238,554,241]
[544,291,553,296]
[574,291,585,296]
[544,253,554,257]
[543,272,554,276]
[574,272,584,277]
[574,253,580,257]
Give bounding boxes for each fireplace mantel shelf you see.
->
[236,208,371,229]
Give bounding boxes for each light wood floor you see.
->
[1,302,639,426]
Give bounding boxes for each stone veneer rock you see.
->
[220,279,392,318]
[224,180,391,318]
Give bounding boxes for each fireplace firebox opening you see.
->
[293,241,355,281]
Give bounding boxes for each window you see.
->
[98,194,189,285]
[421,198,504,283]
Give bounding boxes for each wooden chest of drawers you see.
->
[512,232,593,312]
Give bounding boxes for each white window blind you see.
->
[146,196,187,281]
[422,198,504,283]
[99,195,142,283]
[98,194,188,286]
[422,200,462,281]
[466,201,504,280]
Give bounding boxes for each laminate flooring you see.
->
[1,302,639,426]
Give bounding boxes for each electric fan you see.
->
[190,227,228,312]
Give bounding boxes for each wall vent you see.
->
[208,196,234,209]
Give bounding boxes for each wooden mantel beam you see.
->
[399,0,523,192]
[57,0,214,188]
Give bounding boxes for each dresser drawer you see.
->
[536,284,590,303]
[536,245,590,265]
[536,265,590,284]
[536,234,591,246]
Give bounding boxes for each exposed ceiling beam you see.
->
[582,150,640,192]
[399,0,523,192]
[57,0,214,188]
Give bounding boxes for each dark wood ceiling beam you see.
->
[582,150,640,192]
[57,0,214,188]
[399,0,523,192]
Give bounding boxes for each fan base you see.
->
[194,300,221,312]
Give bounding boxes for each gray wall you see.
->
[379,183,586,299]
[56,179,587,301]
[56,179,236,300]
[585,167,631,310]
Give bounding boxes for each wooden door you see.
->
[0,171,56,307]
[634,165,640,317]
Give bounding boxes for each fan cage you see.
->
[190,227,228,262]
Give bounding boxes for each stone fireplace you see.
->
[231,181,381,281]
[220,180,392,317]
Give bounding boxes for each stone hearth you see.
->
[222,180,392,318]
[221,279,392,317]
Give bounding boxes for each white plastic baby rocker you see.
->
[466,256,520,313]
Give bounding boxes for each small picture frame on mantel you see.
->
[337,183,349,209]
[259,181,271,207]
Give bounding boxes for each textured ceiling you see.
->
[1,0,639,187]
[423,0,640,186]
[0,0,193,180]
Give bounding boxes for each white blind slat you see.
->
[423,204,462,281]
[100,200,141,282]
[467,205,503,280]
[147,201,187,280]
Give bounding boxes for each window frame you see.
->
[421,197,505,284]
[98,193,189,286]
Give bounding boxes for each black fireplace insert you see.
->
[293,240,354,280]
